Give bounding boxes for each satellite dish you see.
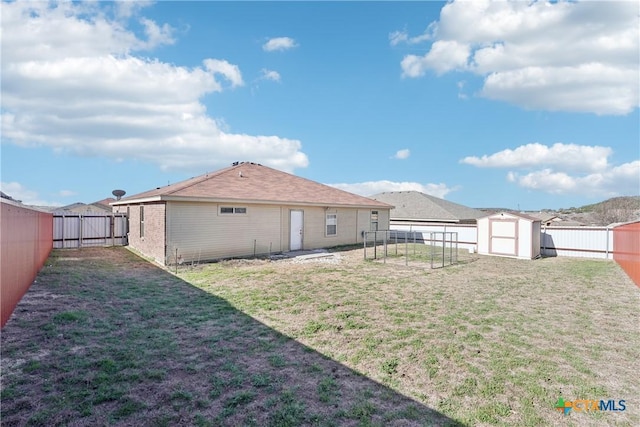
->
[112,189,126,200]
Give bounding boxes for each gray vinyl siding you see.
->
[285,207,388,250]
[159,201,391,264]
[166,201,282,264]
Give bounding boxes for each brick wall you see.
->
[125,202,166,265]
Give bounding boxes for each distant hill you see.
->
[569,196,640,213]
[557,196,640,225]
[475,196,640,226]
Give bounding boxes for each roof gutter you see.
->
[111,195,392,210]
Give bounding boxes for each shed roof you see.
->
[480,211,541,222]
[112,162,392,209]
[369,191,484,223]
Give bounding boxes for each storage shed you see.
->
[477,212,541,259]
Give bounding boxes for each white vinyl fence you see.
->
[541,226,614,259]
[53,214,128,248]
[390,222,616,259]
[390,222,477,252]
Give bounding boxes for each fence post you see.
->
[363,232,367,260]
[395,230,398,255]
[383,231,387,264]
[430,232,434,269]
[79,215,83,248]
[374,231,377,260]
[405,231,408,266]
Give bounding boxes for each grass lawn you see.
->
[1,247,638,426]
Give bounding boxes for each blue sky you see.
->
[1,0,638,210]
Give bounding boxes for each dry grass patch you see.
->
[1,247,457,426]
[181,248,640,426]
[2,246,638,426]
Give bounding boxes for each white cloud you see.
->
[400,0,639,115]
[401,40,471,77]
[457,80,468,99]
[203,59,244,88]
[0,181,60,206]
[263,37,298,52]
[507,161,640,197]
[392,149,410,160]
[0,1,308,173]
[139,17,175,49]
[389,25,434,46]
[328,180,455,199]
[59,190,77,197]
[464,143,639,197]
[260,69,281,82]
[461,143,611,173]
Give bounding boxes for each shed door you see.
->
[290,210,303,251]
[489,219,518,256]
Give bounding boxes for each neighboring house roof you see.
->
[92,198,116,210]
[0,191,21,203]
[547,220,585,227]
[53,201,112,214]
[56,202,87,211]
[525,212,559,223]
[112,162,392,209]
[368,191,484,223]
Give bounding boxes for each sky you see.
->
[1,0,638,211]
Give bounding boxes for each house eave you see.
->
[111,195,391,210]
[391,217,460,223]
[111,196,163,206]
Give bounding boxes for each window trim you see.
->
[370,210,379,231]
[139,205,145,238]
[326,212,337,237]
[219,206,248,215]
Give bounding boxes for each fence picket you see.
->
[53,214,128,248]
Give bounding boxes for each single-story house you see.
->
[369,191,484,224]
[52,199,115,215]
[111,162,392,265]
[367,191,484,252]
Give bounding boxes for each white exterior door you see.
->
[290,210,303,251]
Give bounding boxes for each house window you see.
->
[370,210,379,231]
[220,206,247,215]
[326,213,337,236]
[140,206,145,238]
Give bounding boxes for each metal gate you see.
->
[53,214,128,248]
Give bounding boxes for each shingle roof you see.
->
[113,162,392,209]
[524,212,559,223]
[369,191,484,222]
[92,198,116,209]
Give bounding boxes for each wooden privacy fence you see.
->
[53,214,128,248]
[613,221,640,287]
[1,199,53,327]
